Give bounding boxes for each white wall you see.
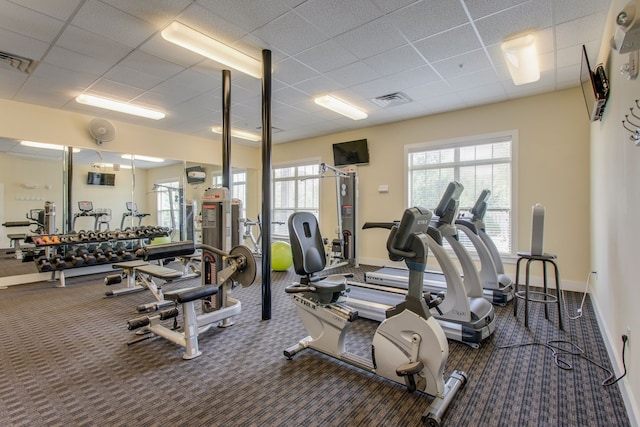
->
[590,0,640,422]
[273,88,592,287]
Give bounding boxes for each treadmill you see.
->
[348,182,496,348]
[366,190,514,305]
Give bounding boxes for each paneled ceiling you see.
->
[0,0,611,145]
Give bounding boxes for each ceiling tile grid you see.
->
[0,0,613,145]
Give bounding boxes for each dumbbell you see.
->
[35,256,53,272]
[50,235,60,244]
[34,237,45,245]
[42,235,52,244]
[76,248,97,265]
[49,255,68,270]
[93,249,108,264]
[103,247,121,263]
[64,252,85,267]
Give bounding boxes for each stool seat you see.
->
[513,251,563,330]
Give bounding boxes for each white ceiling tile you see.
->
[119,50,185,80]
[31,62,98,88]
[552,0,611,24]
[88,79,147,100]
[555,45,584,69]
[57,25,133,62]
[363,45,425,76]
[0,0,65,43]
[272,57,318,85]
[414,24,482,63]
[369,0,419,14]
[253,10,328,55]
[71,0,157,48]
[15,75,79,106]
[389,0,469,42]
[293,75,344,96]
[445,68,503,90]
[294,40,358,73]
[555,13,608,50]
[100,0,192,27]
[103,65,164,91]
[0,68,28,98]
[8,0,83,21]
[198,0,292,33]
[0,27,50,60]
[555,63,581,85]
[463,0,529,20]
[434,49,494,80]
[325,61,382,87]
[475,0,553,46]
[332,16,407,60]
[43,46,116,76]
[295,0,382,38]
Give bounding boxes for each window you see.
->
[212,170,247,219]
[272,163,320,237]
[406,133,514,254]
[156,181,181,232]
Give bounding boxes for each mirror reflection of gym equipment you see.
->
[72,201,112,231]
[120,202,151,229]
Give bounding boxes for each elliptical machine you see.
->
[284,208,466,426]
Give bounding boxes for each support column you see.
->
[261,50,272,320]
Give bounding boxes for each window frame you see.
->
[272,158,321,239]
[404,130,518,257]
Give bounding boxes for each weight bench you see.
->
[105,241,198,301]
[125,241,257,360]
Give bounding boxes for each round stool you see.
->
[513,251,563,330]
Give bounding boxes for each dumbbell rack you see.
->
[25,226,172,287]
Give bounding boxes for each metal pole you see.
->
[222,69,232,189]
[65,147,73,233]
[261,49,272,320]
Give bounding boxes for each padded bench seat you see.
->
[135,264,184,280]
[112,260,149,269]
[165,286,218,304]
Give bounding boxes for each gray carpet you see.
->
[0,263,630,427]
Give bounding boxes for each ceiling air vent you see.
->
[371,92,413,108]
[0,50,38,74]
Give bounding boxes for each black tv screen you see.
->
[580,45,608,122]
[333,139,369,166]
[87,172,115,186]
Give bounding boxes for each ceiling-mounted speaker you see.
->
[88,118,116,146]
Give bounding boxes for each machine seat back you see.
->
[289,212,327,276]
[288,212,346,302]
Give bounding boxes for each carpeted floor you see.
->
[0,263,630,427]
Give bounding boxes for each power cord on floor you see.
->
[498,334,628,387]
[562,271,594,320]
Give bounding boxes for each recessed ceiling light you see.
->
[76,94,165,120]
[314,95,368,120]
[211,126,261,142]
[501,34,540,86]
[162,21,262,79]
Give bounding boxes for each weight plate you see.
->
[228,245,256,288]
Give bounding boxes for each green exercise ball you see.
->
[271,241,293,271]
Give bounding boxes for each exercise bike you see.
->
[284,208,466,426]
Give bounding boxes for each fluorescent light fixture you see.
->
[314,95,368,120]
[501,34,540,85]
[76,94,165,120]
[121,154,165,163]
[21,140,81,153]
[162,21,262,79]
[211,126,261,142]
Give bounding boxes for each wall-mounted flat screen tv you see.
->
[87,172,115,186]
[580,45,609,122]
[333,139,369,167]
